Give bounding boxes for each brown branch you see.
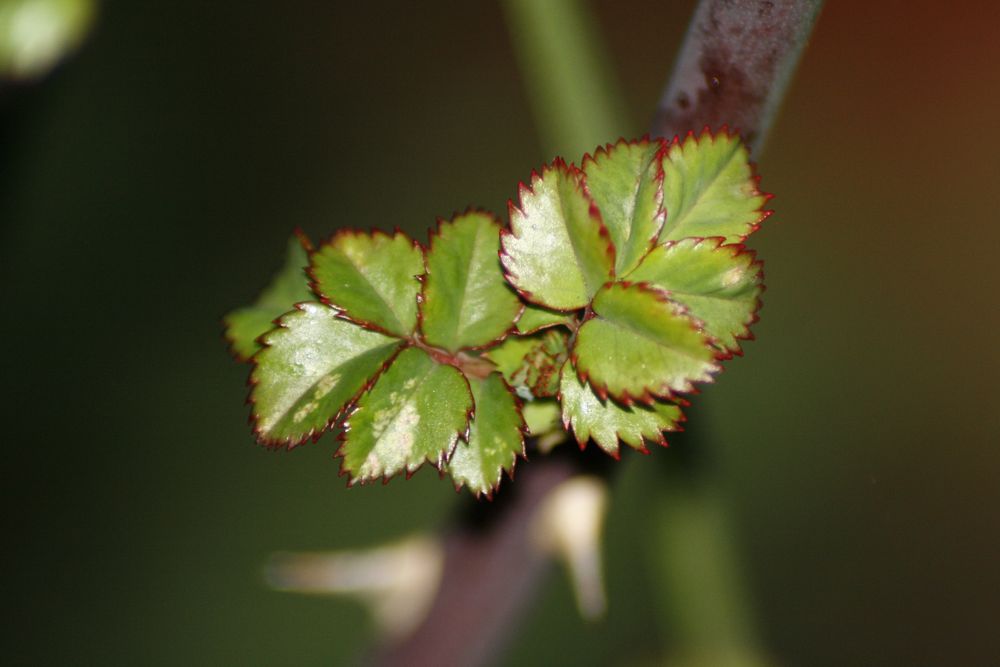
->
[653,0,823,154]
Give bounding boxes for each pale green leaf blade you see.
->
[573,283,719,402]
[559,363,684,457]
[420,211,522,351]
[250,302,401,448]
[310,230,424,337]
[448,373,526,498]
[659,129,770,244]
[224,233,313,361]
[517,302,575,334]
[522,400,561,437]
[582,138,665,275]
[339,347,474,484]
[629,237,763,354]
[501,159,615,310]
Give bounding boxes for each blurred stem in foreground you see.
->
[501,0,629,159]
[654,478,768,666]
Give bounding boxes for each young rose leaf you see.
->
[225,233,313,361]
[250,302,401,447]
[509,329,567,398]
[420,211,521,352]
[310,230,423,337]
[659,129,770,244]
[560,364,684,457]
[573,282,718,402]
[582,138,665,276]
[448,372,525,498]
[339,347,473,484]
[501,159,614,310]
[629,237,763,355]
[516,302,575,334]
[484,334,537,382]
[485,329,568,399]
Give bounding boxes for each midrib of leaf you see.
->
[266,341,398,429]
[621,153,648,245]
[360,354,436,454]
[670,139,742,233]
[559,177,606,293]
[344,251,406,334]
[450,225,481,347]
[598,310,709,363]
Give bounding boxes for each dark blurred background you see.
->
[3,1,999,665]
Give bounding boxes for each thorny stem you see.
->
[371,1,822,664]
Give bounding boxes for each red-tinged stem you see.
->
[653,0,824,155]
[408,335,497,380]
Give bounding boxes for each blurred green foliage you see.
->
[0,0,94,80]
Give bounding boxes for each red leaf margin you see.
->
[332,351,477,488]
[245,302,407,451]
[569,281,723,407]
[498,158,617,312]
[416,207,525,354]
[306,227,426,339]
[661,125,774,242]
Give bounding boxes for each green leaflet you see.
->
[224,233,313,361]
[448,373,525,497]
[310,231,423,337]
[583,139,664,275]
[420,211,521,351]
[339,347,474,484]
[659,130,769,244]
[501,159,614,310]
[559,364,683,456]
[574,283,718,401]
[250,302,401,447]
[517,302,575,334]
[629,238,763,354]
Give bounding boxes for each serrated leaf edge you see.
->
[570,281,722,406]
[499,158,617,311]
[416,207,525,353]
[307,227,426,338]
[654,236,766,359]
[245,302,406,450]
[448,374,529,501]
[580,135,668,274]
[555,360,690,461]
[333,351,476,487]
[662,125,774,242]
